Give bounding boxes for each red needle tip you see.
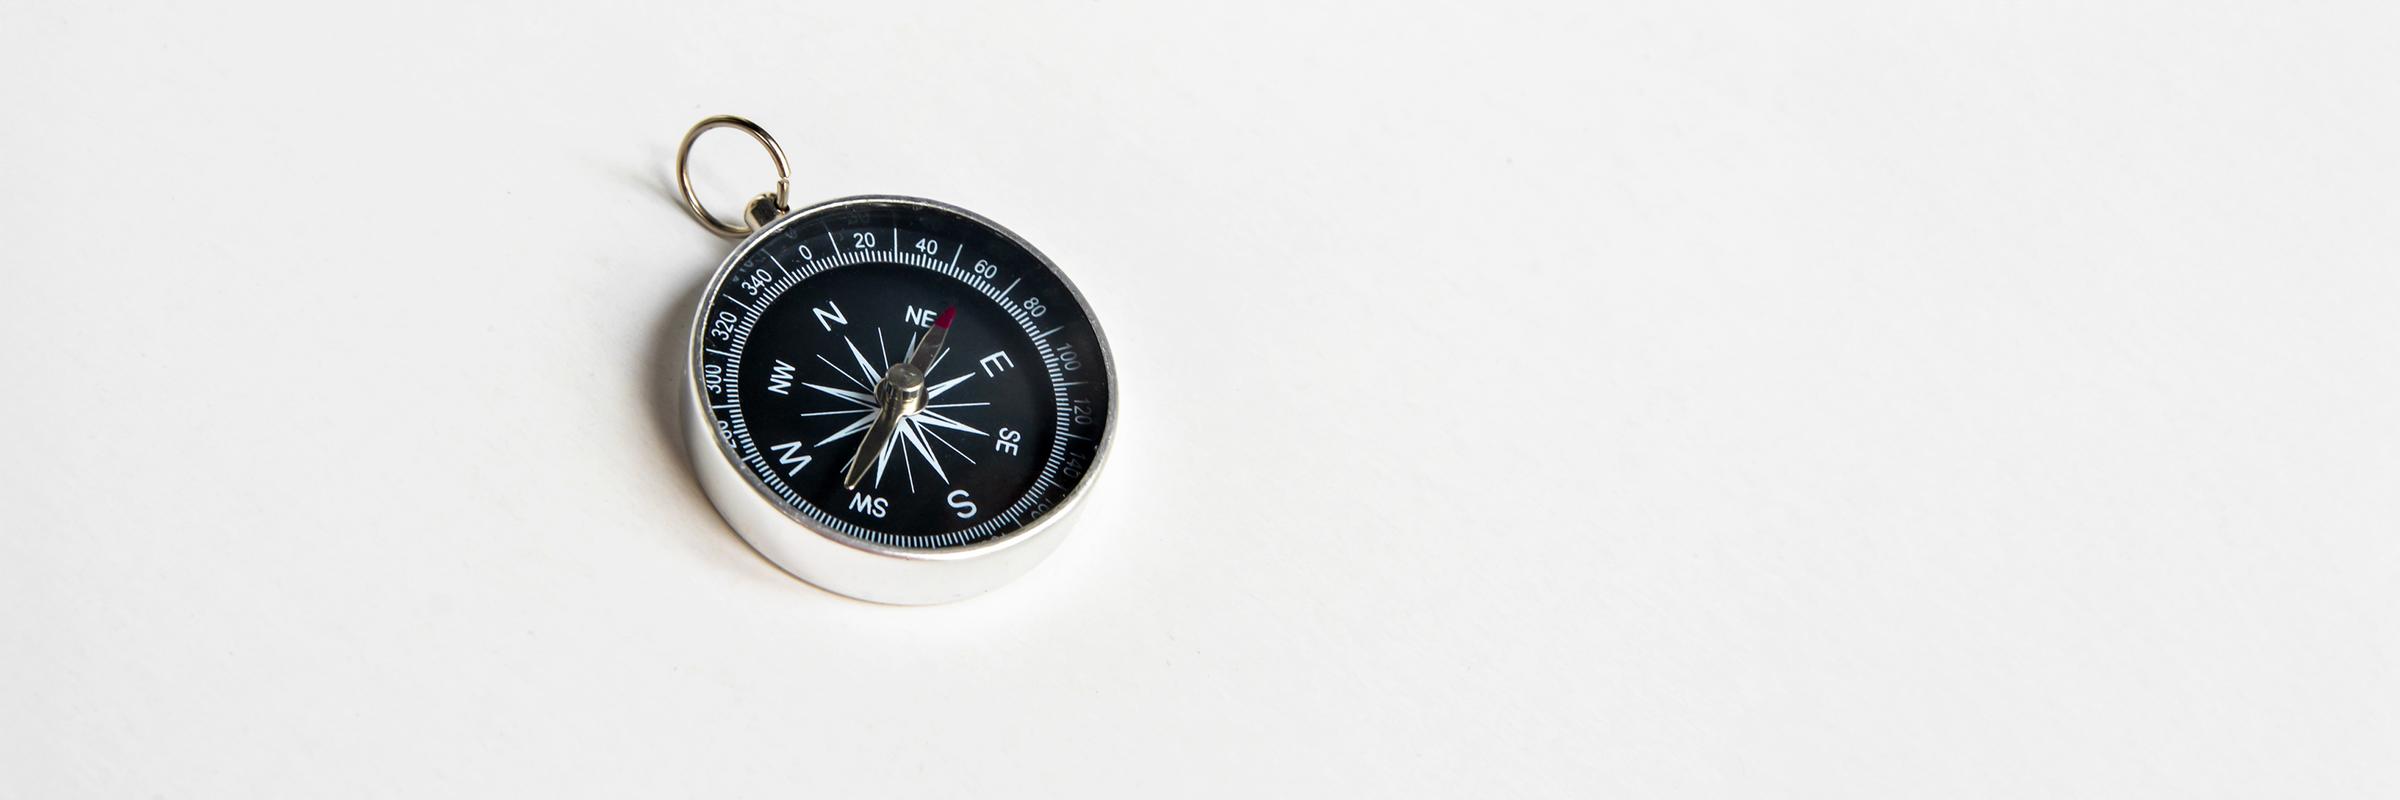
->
[934,306,956,329]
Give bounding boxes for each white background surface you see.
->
[3,1,2394,796]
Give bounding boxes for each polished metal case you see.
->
[682,195,1116,605]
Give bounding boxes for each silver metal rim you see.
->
[681,194,1118,603]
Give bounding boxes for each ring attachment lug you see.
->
[675,115,793,238]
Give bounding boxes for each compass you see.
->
[674,117,1116,604]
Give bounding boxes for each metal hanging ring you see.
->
[676,115,793,238]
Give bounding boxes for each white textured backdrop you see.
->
[2,1,2394,796]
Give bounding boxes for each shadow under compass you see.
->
[641,277,774,569]
[595,140,793,591]
[624,179,809,595]
[639,278,700,486]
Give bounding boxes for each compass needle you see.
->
[873,424,899,487]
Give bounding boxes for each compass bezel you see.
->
[680,194,1117,604]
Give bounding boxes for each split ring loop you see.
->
[676,115,792,238]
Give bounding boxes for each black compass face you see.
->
[693,199,1112,549]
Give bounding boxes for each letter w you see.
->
[766,359,796,394]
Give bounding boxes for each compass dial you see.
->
[691,197,1113,552]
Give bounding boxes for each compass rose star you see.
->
[806,321,995,493]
